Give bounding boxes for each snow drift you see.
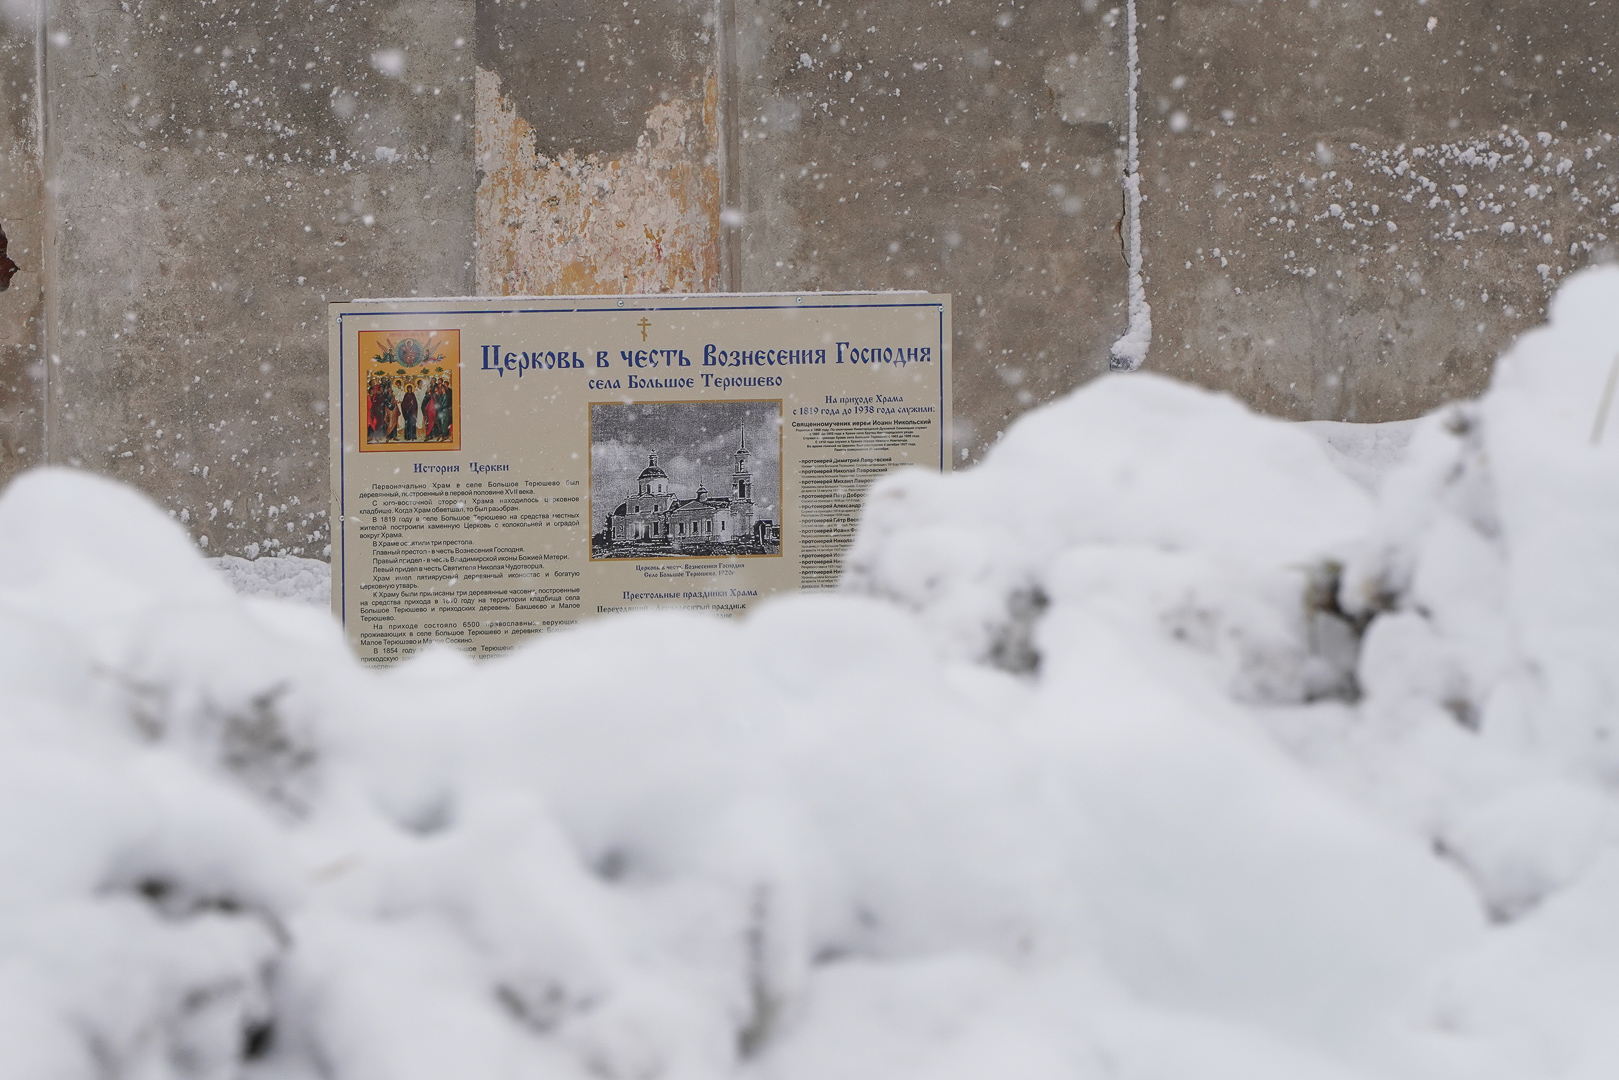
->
[1,267,1617,1080]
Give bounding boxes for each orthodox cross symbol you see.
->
[637,317,652,342]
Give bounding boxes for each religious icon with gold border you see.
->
[358,329,460,452]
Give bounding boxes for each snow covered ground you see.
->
[3,266,1618,1080]
[209,555,331,608]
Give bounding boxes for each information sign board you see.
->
[329,293,951,663]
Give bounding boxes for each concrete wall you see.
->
[1142,0,1618,420]
[9,0,476,555]
[729,0,1617,444]
[0,0,1615,555]
[0,4,44,468]
[731,0,1136,456]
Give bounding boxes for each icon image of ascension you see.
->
[360,331,458,450]
[592,400,783,559]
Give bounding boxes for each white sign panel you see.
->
[330,292,951,664]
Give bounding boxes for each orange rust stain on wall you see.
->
[475,66,720,296]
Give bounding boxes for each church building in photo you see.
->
[607,429,758,551]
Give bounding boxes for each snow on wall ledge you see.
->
[1,268,1618,1080]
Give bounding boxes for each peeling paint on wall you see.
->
[475,66,720,296]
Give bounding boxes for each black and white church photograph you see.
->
[590,400,782,559]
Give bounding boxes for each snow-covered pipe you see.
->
[1109,0,1152,371]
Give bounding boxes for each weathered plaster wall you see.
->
[2,0,1616,554]
[475,66,720,295]
[474,0,721,295]
[38,0,474,555]
[0,3,44,477]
